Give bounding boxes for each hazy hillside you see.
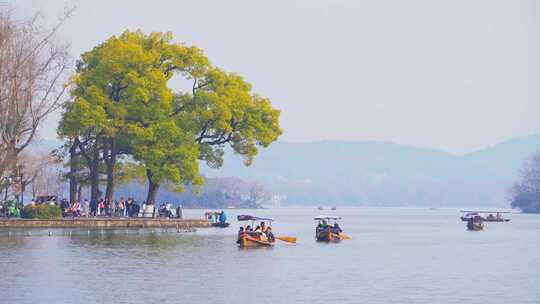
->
[36,135,540,207]
[201,135,540,207]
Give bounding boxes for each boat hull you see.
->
[467,221,484,231]
[461,217,510,222]
[316,229,341,242]
[237,233,274,248]
[212,222,230,228]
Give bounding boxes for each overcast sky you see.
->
[10,0,540,154]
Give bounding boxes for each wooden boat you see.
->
[237,232,274,248]
[236,215,275,248]
[211,222,230,228]
[315,215,343,242]
[205,211,229,227]
[466,215,484,231]
[483,214,511,222]
[460,210,511,222]
[316,228,342,242]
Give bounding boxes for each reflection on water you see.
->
[1,207,539,304]
[68,231,204,249]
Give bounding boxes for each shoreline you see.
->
[0,218,212,229]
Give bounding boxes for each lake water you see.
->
[1,207,539,304]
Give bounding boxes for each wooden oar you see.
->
[276,236,297,243]
[339,233,352,240]
[329,232,351,240]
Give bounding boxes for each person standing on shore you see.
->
[98,199,105,216]
[126,199,133,217]
[109,200,116,217]
[90,198,97,217]
[117,199,124,217]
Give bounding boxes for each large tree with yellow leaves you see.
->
[59,30,281,204]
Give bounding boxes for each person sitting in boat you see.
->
[237,226,245,244]
[266,226,275,242]
[260,230,268,242]
[332,223,342,234]
[245,225,252,232]
[219,211,227,223]
[253,225,268,240]
[260,222,267,233]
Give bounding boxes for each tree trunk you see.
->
[76,136,101,204]
[32,184,36,200]
[77,183,82,202]
[104,138,117,202]
[145,168,160,205]
[89,147,100,203]
[69,141,78,203]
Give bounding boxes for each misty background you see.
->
[10,0,540,207]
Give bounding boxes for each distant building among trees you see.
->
[510,151,540,213]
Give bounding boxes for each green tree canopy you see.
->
[59,30,281,204]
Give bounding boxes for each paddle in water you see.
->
[339,233,352,240]
[330,232,351,240]
[276,236,297,243]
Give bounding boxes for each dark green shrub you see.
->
[21,204,62,219]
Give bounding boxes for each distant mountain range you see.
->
[35,135,540,208]
[201,135,540,207]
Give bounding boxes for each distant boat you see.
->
[331,206,337,211]
[466,215,485,231]
[460,210,511,222]
[314,215,350,242]
[318,206,323,211]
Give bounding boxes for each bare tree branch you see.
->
[0,7,71,184]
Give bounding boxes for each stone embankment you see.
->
[0,218,211,229]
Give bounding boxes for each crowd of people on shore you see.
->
[67,198,180,218]
[0,196,181,219]
[60,197,144,218]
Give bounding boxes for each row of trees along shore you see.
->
[0,8,281,206]
[59,30,281,206]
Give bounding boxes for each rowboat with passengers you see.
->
[314,215,350,242]
[466,214,485,231]
[236,215,296,248]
